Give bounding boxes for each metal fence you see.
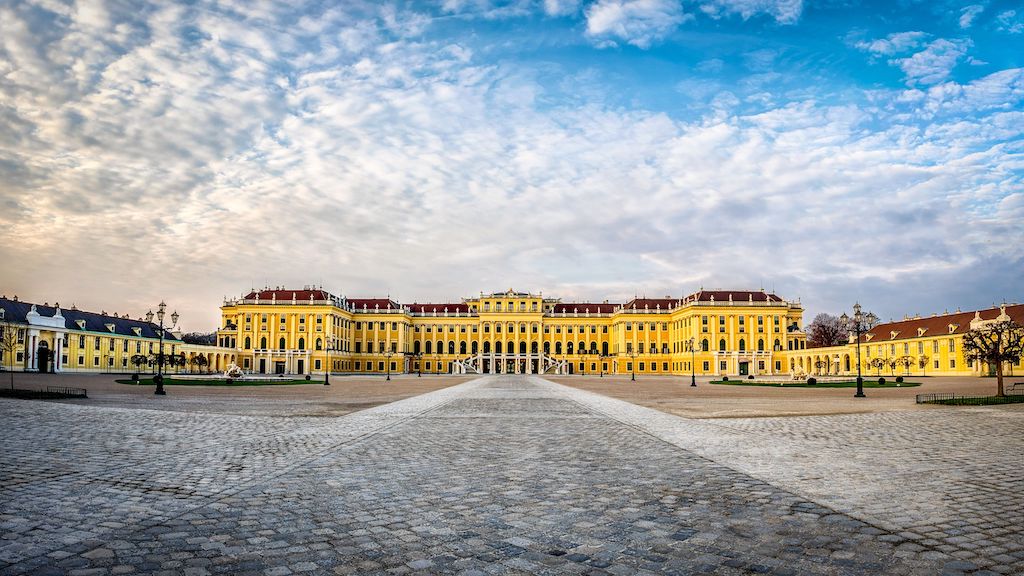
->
[916,392,1024,405]
[46,386,88,398]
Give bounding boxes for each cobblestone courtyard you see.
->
[1,376,1021,575]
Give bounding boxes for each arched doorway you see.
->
[37,341,51,373]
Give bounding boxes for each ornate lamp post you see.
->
[629,349,637,381]
[579,350,587,376]
[414,352,422,377]
[686,337,697,387]
[385,349,393,381]
[599,354,605,378]
[840,303,878,399]
[324,341,336,386]
[145,301,179,396]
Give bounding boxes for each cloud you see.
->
[0,1,1021,330]
[854,31,928,56]
[959,4,983,29]
[584,0,692,48]
[542,0,581,16]
[890,38,971,86]
[996,10,1023,34]
[698,0,803,24]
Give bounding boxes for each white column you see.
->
[29,331,38,370]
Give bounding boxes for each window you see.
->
[392,322,397,330]
[662,362,668,371]
[355,342,362,353]
[719,339,726,351]
[109,339,114,351]
[638,362,645,371]
[948,339,955,352]
[720,360,727,371]
[702,361,709,371]
[701,339,709,352]
[950,359,956,368]
[315,359,321,370]
[79,335,85,348]
[94,337,100,350]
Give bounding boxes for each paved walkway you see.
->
[1,375,1020,575]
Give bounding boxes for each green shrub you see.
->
[895,376,904,383]
[807,377,816,385]
[723,376,729,381]
[878,377,886,385]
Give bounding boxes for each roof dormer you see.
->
[948,323,959,333]
[132,327,142,337]
[76,319,86,330]
[105,323,116,333]
[889,330,900,340]
[917,327,927,337]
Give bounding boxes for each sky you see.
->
[1,0,1022,332]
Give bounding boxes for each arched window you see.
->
[590,341,598,353]
[519,341,526,354]
[567,342,574,355]
[460,341,467,354]
[436,341,443,355]
[701,339,709,352]
[448,341,455,354]
[414,341,421,354]
[483,341,491,353]
[472,341,479,354]
[507,341,514,355]
[298,337,305,350]
[496,341,503,354]
[544,342,551,354]
[555,342,563,354]
[719,339,726,351]
[774,339,781,351]
[425,341,432,354]
[260,336,267,349]
[757,339,764,351]
[578,341,585,354]
[315,338,322,351]
[279,337,286,349]
[602,342,609,356]
[244,336,251,349]
[531,342,538,353]
[738,339,745,352]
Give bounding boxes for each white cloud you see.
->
[854,31,928,56]
[0,1,1021,329]
[959,4,983,29]
[584,0,691,49]
[698,0,803,24]
[996,9,1023,34]
[890,38,971,86]
[543,0,581,16]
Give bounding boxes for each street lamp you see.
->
[324,341,336,386]
[599,354,605,378]
[685,337,697,387]
[629,349,637,381]
[579,350,587,376]
[385,349,393,381]
[840,303,878,399]
[414,352,422,377]
[145,301,179,396]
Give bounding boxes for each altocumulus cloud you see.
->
[0,0,1021,329]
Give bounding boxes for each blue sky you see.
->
[0,0,1022,330]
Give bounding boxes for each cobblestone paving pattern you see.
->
[0,375,1015,575]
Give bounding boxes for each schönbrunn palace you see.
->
[2,288,1021,379]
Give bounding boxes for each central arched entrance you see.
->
[37,341,50,373]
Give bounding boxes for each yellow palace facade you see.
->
[217,288,809,377]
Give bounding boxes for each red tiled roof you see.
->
[408,303,471,314]
[623,298,679,310]
[686,290,782,303]
[862,304,1024,343]
[244,289,332,301]
[552,303,619,314]
[348,298,400,310]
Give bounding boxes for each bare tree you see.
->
[806,313,846,348]
[1,324,17,390]
[898,355,914,375]
[918,354,930,377]
[869,357,886,376]
[962,318,1024,397]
